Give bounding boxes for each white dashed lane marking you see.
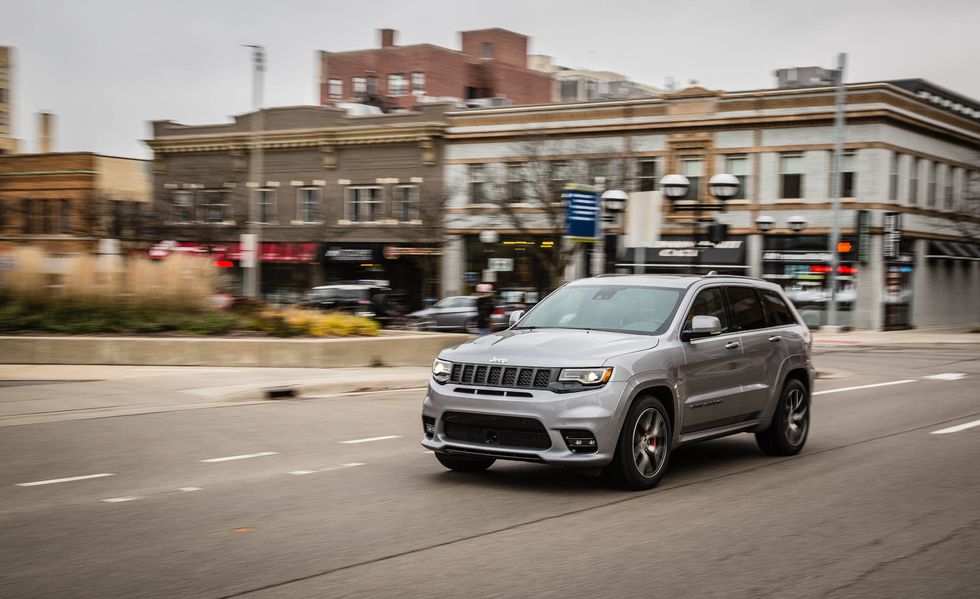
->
[339,436,401,444]
[931,419,980,435]
[16,473,115,487]
[101,496,139,503]
[200,452,278,463]
[924,373,967,381]
[814,380,916,396]
[288,463,366,475]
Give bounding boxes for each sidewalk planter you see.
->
[0,334,468,368]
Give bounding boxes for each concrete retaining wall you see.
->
[0,334,470,368]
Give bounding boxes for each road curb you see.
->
[226,378,430,402]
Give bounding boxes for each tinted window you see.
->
[726,287,767,331]
[760,289,796,326]
[684,287,730,333]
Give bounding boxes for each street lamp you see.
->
[594,189,628,275]
[755,215,776,233]
[658,172,740,271]
[787,215,809,233]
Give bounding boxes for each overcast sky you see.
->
[2,0,978,158]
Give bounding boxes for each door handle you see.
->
[725,341,741,350]
[768,336,782,343]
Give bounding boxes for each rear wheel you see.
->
[756,378,810,456]
[435,452,495,473]
[604,396,672,490]
[464,318,479,334]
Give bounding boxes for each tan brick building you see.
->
[0,46,16,155]
[0,152,151,254]
[318,29,553,110]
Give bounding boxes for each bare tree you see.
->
[954,167,980,242]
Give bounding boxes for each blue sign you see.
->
[563,185,599,241]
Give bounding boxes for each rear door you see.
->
[725,285,779,418]
[679,286,746,433]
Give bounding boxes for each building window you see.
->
[680,156,703,201]
[926,161,936,207]
[345,186,382,222]
[637,159,658,192]
[172,191,193,224]
[560,80,579,102]
[42,201,54,234]
[297,188,320,223]
[550,160,570,197]
[59,199,71,233]
[366,75,378,95]
[469,165,486,203]
[352,77,366,95]
[944,167,954,210]
[589,159,609,185]
[889,152,900,202]
[328,78,343,99]
[507,164,525,202]
[725,155,749,200]
[21,199,31,233]
[394,185,419,221]
[0,89,6,103]
[411,72,425,92]
[909,157,919,205]
[201,191,229,223]
[258,188,276,224]
[780,154,804,199]
[388,73,407,96]
[840,152,856,198]
[481,42,493,58]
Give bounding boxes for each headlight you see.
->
[558,367,613,385]
[432,358,452,384]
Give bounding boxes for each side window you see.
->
[684,287,730,333]
[760,289,796,327]
[726,286,767,331]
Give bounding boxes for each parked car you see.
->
[490,288,540,331]
[301,284,390,318]
[421,273,814,490]
[407,296,481,333]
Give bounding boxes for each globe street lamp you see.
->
[657,172,740,272]
[755,215,776,233]
[659,174,691,202]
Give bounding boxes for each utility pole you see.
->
[826,52,846,330]
[242,45,265,298]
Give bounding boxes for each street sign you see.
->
[563,184,599,242]
[464,271,479,284]
[482,269,497,283]
[883,211,902,260]
[487,258,514,272]
[856,209,871,264]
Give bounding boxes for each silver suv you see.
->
[421,274,814,490]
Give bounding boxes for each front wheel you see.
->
[603,396,672,490]
[464,318,479,334]
[435,452,495,473]
[756,378,810,456]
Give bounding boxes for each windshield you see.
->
[514,285,684,335]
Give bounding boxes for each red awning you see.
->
[150,241,316,263]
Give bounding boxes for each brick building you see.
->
[441,80,980,330]
[0,46,16,155]
[146,104,449,302]
[0,152,151,254]
[318,29,553,110]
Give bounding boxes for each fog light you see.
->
[422,416,436,438]
[561,430,598,453]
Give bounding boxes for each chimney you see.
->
[379,29,397,48]
[38,111,54,154]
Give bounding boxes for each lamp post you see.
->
[593,188,628,275]
[657,173,740,272]
[242,44,265,299]
[478,229,499,289]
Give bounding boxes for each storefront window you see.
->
[463,235,560,297]
[762,235,856,329]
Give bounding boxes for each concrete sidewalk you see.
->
[813,326,980,348]
[0,365,429,427]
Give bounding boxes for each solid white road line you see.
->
[813,380,916,396]
[288,463,366,475]
[15,473,115,487]
[200,452,278,463]
[339,435,401,444]
[101,496,140,503]
[931,419,980,435]
[178,487,202,492]
[924,373,967,381]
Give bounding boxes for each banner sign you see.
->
[883,211,902,260]
[563,184,599,242]
[856,209,871,264]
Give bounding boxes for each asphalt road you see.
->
[1,346,978,598]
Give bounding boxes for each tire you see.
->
[435,452,495,473]
[603,395,672,490]
[464,318,479,334]
[756,378,810,456]
[407,318,431,332]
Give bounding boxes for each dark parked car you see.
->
[301,284,390,318]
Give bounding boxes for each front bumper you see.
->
[421,380,629,467]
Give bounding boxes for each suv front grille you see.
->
[449,363,552,390]
[442,411,552,450]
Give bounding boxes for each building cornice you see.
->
[146,122,446,154]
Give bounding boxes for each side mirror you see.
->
[681,315,722,341]
[509,310,525,327]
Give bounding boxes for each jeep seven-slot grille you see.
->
[448,363,552,390]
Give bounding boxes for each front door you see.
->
[679,287,746,433]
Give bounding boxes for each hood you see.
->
[442,328,659,367]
